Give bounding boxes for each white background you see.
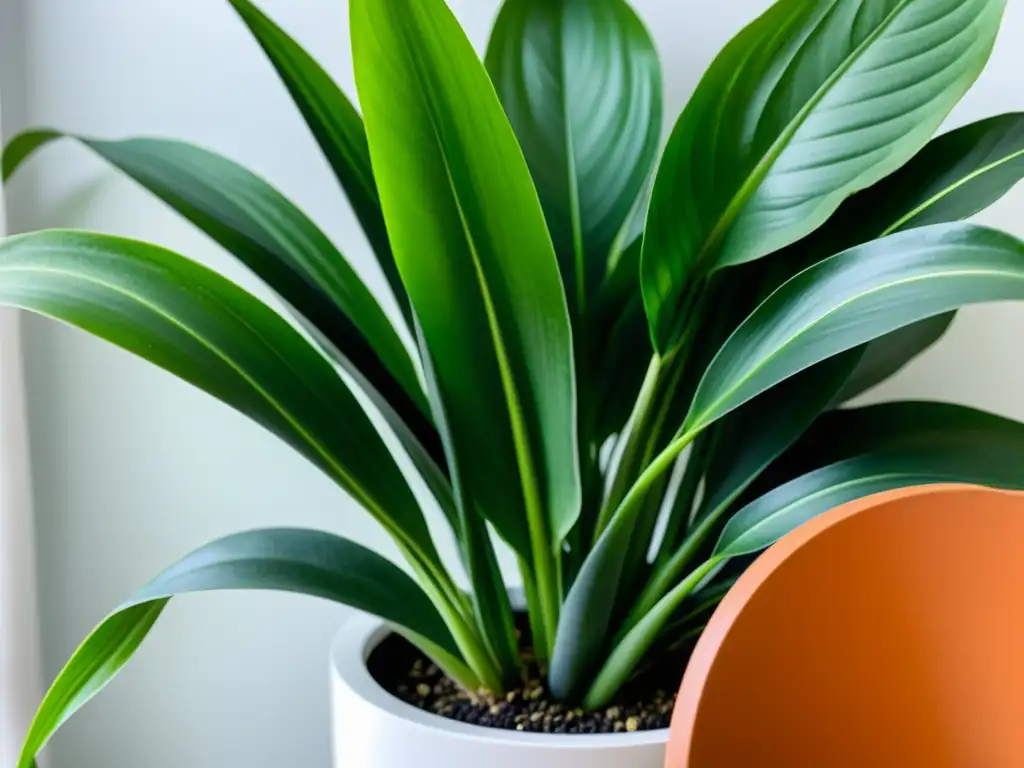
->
[3,1,1024,766]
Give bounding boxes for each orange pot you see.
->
[667,483,1024,768]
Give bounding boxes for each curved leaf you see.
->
[782,400,1024,479]
[584,413,1024,710]
[833,313,954,402]
[17,529,465,768]
[715,442,1024,560]
[0,231,437,565]
[1,131,439,464]
[808,112,1024,259]
[486,0,661,315]
[351,0,579,650]
[685,223,1024,435]
[633,351,862,632]
[642,0,1006,352]
[225,0,413,328]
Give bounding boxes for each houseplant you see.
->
[5,0,1024,764]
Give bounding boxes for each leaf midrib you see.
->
[700,0,914,265]
[883,146,1024,235]
[692,265,1024,429]
[0,261,401,528]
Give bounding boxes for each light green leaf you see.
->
[685,223,1024,436]
[351,0,579,649]
[642,0,1006,352]
[2,131,437,463]
[0,230,437,565]
[225,0,413,328]
[486,0,661,315]
[17,529,465,768]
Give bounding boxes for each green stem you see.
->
[652,435,710,574]
[399,543,504,694]
[594,355,662,541]
[518,558,549,663]
[627,506,722,633]
[583,558,722,710]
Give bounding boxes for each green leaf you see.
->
[351,0,579,647]
[685,223,1024,436]
[2,131,438,465]
[0,231,437,566]
[641,0,1006,352]
[783,400,1024,476]
[17,528,465,768]
[486,0,661,315]
[632,352,862,633]
[833,313,954,402]
[584,406,1024,709]
[225,0,413,328]
[809,112,1024,258]
[715,441,1024,559]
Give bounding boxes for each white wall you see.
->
[4,1,1024,767]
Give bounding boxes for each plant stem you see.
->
[518,558,549,662]
[398,543,505,694]
[583,558,722,710]
[593,356,662,541]
[653,434,710,574]
[627,506,722,632]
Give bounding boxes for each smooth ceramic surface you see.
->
[330,614,668,768]
[668,484,1024,768]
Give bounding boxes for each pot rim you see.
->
[331,612,670,749]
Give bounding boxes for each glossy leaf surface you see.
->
[685,223,1024,435]
[351,0,580,569]
[487,0,661,314]
[17,529,459,768]
[0,231,436,562]
[226,0,413,326]
[2,131,433,454]
[642,0,1005,352]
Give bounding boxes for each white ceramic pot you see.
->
[330,614,668,768]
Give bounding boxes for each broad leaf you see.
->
[486,0,661,315]
[0,231,438,567]
[225,0,413,327]
[641,0,1006,352]
[17,529,463,768]
[351,0,580,597]
[685,223,1024,436]
[805,112,1024,259]
[833,314,955,402]
[2,132,437,462]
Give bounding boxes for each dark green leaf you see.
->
[0,231,437,565]
[784,400,1024,476]
[806,112,1024,260]
[685,223,1024,436]
[486,0,661,315]
[701,352,864,520]
[833,314,954,402]
[226,0,412,327]
[17,528,463,768]
[715,441,1024,559]
[642,0,1005,352]
[2,131,438,465]
[351,0,579,633]
[634,352,862,628]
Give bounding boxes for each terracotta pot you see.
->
[667,483,1024,768]
[330,614,667,768]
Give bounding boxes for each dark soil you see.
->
[368,628,692,734]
